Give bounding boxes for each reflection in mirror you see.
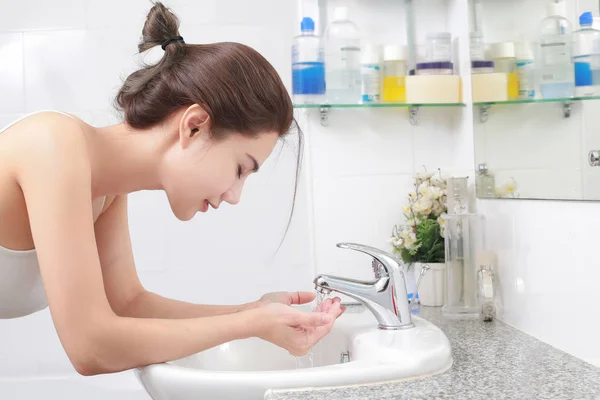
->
[469,0,600,201]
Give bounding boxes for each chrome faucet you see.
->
[313,242,414,330]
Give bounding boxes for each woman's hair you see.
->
[115,1,302,244]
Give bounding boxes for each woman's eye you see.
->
[237,165,243,179]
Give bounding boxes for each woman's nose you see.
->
[223,184,242,205]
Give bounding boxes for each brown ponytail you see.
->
[115,1,294,138]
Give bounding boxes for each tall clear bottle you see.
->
[443,177,483,318]
[324,7,362,104]
[538,1,575,99]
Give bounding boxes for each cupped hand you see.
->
[252,297,345,356]
[257,291,317,307]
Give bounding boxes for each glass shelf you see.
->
[293,102,466,109]
[474,96,600,106]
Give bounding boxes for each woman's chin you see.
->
[172,206,197,222]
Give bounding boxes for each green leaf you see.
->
[413,219,445,263]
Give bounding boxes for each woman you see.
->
[0,2,343,376]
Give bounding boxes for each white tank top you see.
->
[0,111,106,319]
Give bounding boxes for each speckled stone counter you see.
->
[265,306,600,400]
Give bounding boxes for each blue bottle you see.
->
[292,17,326,99]
[573,12,600,95]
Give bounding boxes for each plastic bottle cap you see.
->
[383,45,407,61]
[362,44,381,64]
[515,41,534,60]
[580,11,594,26]
[333,7,348,21]
[472,60,494,69]
[547,1,566,18]
[489,42,516,59]
[300,17,315,32]
[416,61,454,70]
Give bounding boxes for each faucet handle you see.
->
[336,242,404,277]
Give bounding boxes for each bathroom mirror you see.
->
[470,0,600,201]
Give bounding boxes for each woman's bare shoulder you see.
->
[6,112,93,181]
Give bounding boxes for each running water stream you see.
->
[294,291,326,369]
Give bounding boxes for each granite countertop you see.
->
[265,306,600,400]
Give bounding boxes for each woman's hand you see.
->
[257,291,317,307]
[251,300,345,356]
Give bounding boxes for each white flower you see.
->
[432,201,445,217]
[402,204,412,214]
[438,214,447,238]
[430,175,447,189]
[495,179,518,198]
[406,217,418,227]
[408,191,417,202]
[418,182,432,196]
[415,171,435,185]
[412,197,433,216]
[403,231,417,249]
[429,186,444,200]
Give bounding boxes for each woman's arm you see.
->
[15,119,330,375]
[94,195,259,319]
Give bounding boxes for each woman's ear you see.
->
[178,104,211,149]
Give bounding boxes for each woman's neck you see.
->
[88,121,173,198]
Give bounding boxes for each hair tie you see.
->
[161,36,185,50]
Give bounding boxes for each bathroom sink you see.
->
[135,304,453,400]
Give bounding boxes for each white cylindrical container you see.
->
[414,262,446,307]
[470,31,485,61]
[360,44,382,103]
[426,32,452,62]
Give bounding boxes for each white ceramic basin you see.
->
[135,305,452,400]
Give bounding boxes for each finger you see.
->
[319,298,334,313]
[329,301,341,315]
[332,297,341,304]
[291,291,316,305]
[325,302,343,320]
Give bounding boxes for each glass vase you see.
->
[442,212,483,318]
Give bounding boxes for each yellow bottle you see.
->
[490,42,519,100]
[507,72,519,99]
[382,45,408,103]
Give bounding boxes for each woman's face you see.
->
[162,107,279,221]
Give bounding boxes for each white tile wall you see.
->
[0,0,86,32]
[480,199,600,367]
[0,33,25,113]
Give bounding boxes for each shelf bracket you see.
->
[479,105,491,123]
[319,107,329,126]
[563,101,573,118]
[409,106,419,126]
